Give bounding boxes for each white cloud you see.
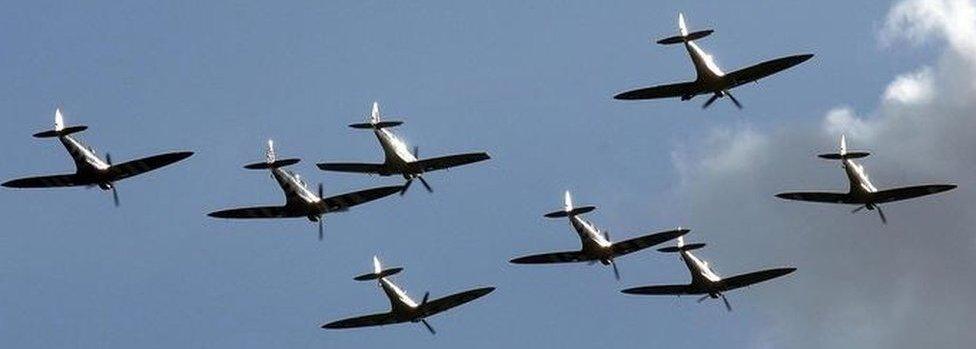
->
[668,1,976,348]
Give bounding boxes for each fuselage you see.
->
[680,249,722,295]
[568,214,613,262]
[373,128,418,177]
[269,167,322,218]
[379,277,421,320]
[842,158,879,203]
[683,40,726,91]
[58,135,112,188]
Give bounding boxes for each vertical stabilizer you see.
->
[373,255,382,274]
[563,190,573,212]
[840,134,848,156]
[370,102,381,124]
[266,139,276,164]
[678,13,689,36]
[54,108,65,131]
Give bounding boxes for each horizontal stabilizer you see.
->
[543,206,596,218]
[818,152,869,160]
[348,121,403,129]
[353,267,404,281]
[32,125,88,138]
[658,243,705,253]
[243,158,301,169]
[656,30,713,45]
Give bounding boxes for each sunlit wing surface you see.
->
[207,205,301,219]
[716,267,796,292]
[871,184,957,204]
[315,162,386,174]
[723,54,814,88]
[509,251,592,264]
[418,287,495,318]
[774,192,853,204]
[107,151,194,181]
[410,152,491,173]
[321,312,400,329]
[321,185,403,212]
[611,229,690,258]
[2,173,86,188]
[614,81,701,100]
[620,284,695,295]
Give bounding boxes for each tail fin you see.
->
[243,139,301,169]
[657,13,713,45]
[658,236,706,253]
[818,134,870,160]
[543,190,596,218]
[33,108,88,138]
[349,102,404,129]
[354,256,404,281]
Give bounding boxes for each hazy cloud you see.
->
[668,0,976,347]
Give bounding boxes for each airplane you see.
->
[509,191,690,280]
[613,13,814,109]
[620,236,796,312]
[207,140,403,240]
[322,256,495,335]
[317,102,490,195]
[2,108,193,206]
[775,135,957,224]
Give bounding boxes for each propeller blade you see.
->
[318,183,323,199]
[421,291,430,306]
[111,185,120,207]
[851,205,866,214]
[318,218,323,241]
[413,145,419,158]
[105,152,113,166]
[877,205,887,225]
[702,94,720,109]
[417,176,433,193]
[696,295,709,303]
[726,91,743,109]
[420,319,436,335]
[610,259,620,281]
[720,293,732,312]
[400,178,413,196]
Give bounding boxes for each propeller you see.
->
[702,94,720,109]
[400,178,414,196]
[851,205,866,214]
[317,183,324,240]
[876,205,887,225]
[106,152,119,207]
[610,259,620,281]
[418,292,436,335]
[720,293,732,312]
[399,145,433,196]
[726,91,743,109]
[697,295,709,303]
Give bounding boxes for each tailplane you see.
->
[243,139,301,169]
[354,256,404,281]
[543,190,596,218]
[33,108,88,138]
[818,134,870,160]
[349,102,404,129]
[657,13,713,45]
[658,236,706,253]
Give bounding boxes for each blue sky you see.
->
[2,1,967,348]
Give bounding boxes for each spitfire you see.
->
[614,13,814,109]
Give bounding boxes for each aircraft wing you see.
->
[716,267,796,292]
[724,54,814,89]
[871,184,956,204]
[411,152,490,173]
[2,174,88,188]
[613,81,702,100]
[510,251,592,264]
[316,162,386,174]
[774,192,854,204]
[620,284,695,295]
[419,287,495,318]
[321,312,401,329]
[321,185,403,212]
[611,228,690,258]
[107,151,194,182]
[207,205,303,219]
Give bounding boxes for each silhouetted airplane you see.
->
[322,256,495,335]
[621,236,795,311]
[2,108,193,206]
[207,140,402,240]
[776,135,956,224]
[510,191,690,280]
[317,102,490,195]
[614,13,813,109]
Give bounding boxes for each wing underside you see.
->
[871,184,956,204]
[316,162,386,174]
[410,152,490,173]
[614,81,702,100]
[2,173,87,188]
[620,284,696,295]
[611,229,690,258]
[322,185,403,212]
[717,268,796,292]
[510,251,592,264]
[420,287,495,318]
[775,192,853,204]
[108,151,194,181]
[321,312,400,329]
[724,54,814,88]
[207,205,302,219]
